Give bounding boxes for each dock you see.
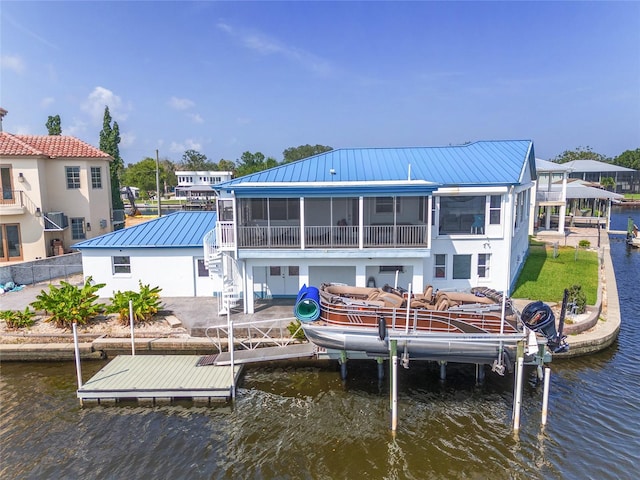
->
[77,355,242,404]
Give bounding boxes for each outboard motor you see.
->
[521,301,568,353]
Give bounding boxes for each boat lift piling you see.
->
[512,341,525,433]
[129,300,136,356]
[541,367,551,426]
[390,339,398,432]
[72,322,83,406]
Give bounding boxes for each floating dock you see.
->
[77,355,242,404]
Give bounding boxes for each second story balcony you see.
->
[225,223,428,249]
[0,190,26,215]
[536,190,564,203]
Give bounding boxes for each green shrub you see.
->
[567,284,587,314]
[30,277,106,328]
[0,307,36,329]
[107,282,162,325]
[578,239,591,248]
[287,319,307,340]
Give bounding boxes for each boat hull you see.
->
[302,323,524,364]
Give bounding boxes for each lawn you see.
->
[512,244,599,304]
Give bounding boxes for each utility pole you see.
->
[156,149,162,217]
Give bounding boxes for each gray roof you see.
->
[536,158,570,172]
[565,183,624,200]
[564,159,635,173]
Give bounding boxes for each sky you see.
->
[1,1,639,167]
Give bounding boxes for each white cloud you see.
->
[217,22,333,76]
[188,113,204,124]
[169,139,202,153]
[1,54,25,74]
[119,132,136,148]
[168,96,195,110]
[66,118,88,137]
[81,86,130,124]
[41,97,55,108]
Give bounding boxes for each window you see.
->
[1,166,14,201]
[113,256,131,274]
[478,254,490,278]
[66,166,81,189]
[380,265,404,273]
[434,254,446,279]
[197,259,209,277]
[288,266,299,276]
[70,217,86,240]
[489,195,501,224]
[91,167,102,189]
[439,196,485,234]
[0,224,22,262]
[453,255,472,280]
[270,266,281,276]
[376,197,400,214]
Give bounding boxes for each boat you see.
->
[294,283,568,371]
[627,218,639,248]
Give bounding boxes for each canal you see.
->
[1,207,638,479]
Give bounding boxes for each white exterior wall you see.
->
[81,247,220,298]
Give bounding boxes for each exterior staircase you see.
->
[203,226,242,315]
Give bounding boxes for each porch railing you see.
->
[0,190,24,206]
[235,224,427,249]
[536,191,564,202]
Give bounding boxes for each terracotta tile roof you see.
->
[0,132,111,159]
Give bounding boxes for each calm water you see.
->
[2,208,638,480]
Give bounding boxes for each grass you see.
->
[512,244,599,304]
[624,193,640,201]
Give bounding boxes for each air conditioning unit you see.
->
[44,212,69,230]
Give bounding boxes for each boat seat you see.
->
[414,285,434,304]
[378,292,405,308]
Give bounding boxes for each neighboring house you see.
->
[531,158,570,234]
[73,211,219,297]
[0,130,114,263]
[174,171,233,200]
[209,140,536,314]
[564,159,638,193]
[530,159,623,234]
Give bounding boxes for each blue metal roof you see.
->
[72,211,216,249]
[216,140,534,196]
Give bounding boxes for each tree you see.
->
[45,115,62,135]
[613,148,640,170]
[551,146,610,164]
[282,144,333,163]
[235,151,277,177]
[215,159,236,173]
[600,176,615,191]
[122,158,164,198]
[99,106,125,212]
[180,149,216,170]
[159,158,177,194]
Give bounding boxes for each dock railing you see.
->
[204,317,303,353]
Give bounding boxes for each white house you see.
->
[73,211,219,297]
[208,140,536,314]
[531,158,623,234]
[0,122,115,263]
[174,170,233,200]
[72,141,537,309]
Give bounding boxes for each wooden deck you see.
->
[77,355,242,403]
